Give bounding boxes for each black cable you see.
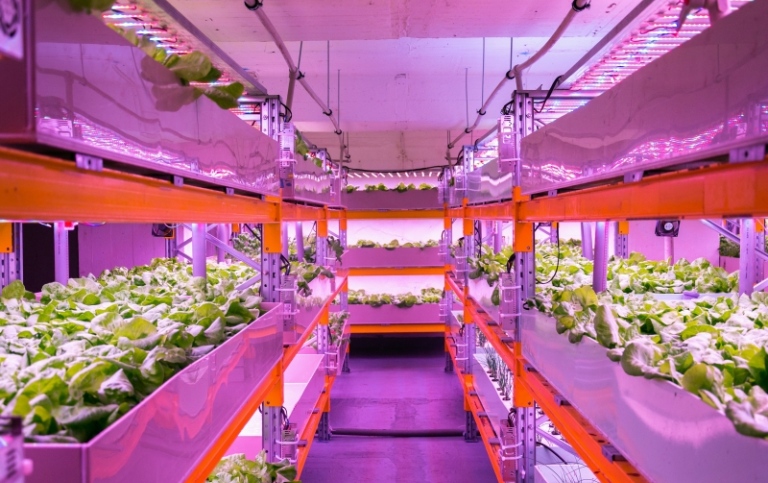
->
[537,442,569,465]
[280,100,293,123]
[501,99,515,116]
[533,75,563,114]
[281,406,290,431]
[536,224,561,285]
[323,109,333,117]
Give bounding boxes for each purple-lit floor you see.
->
[300,337,497,482]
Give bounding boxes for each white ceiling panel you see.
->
[166,0,647,167]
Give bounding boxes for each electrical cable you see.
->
[536,224,561,285]
[533,75,564,114]
[280,99,293,122]
[537,442,569,465]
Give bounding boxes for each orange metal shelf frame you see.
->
[296,376,336,476]
[0,147,278,223]
[446,333,504,483]
[350,323,444,334]
[346,209,443,219]
[519,160,768,222]
[185,361,281,482]
[347,266,444,276]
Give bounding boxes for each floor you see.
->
[301,336,498,482]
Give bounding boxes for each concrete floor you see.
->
[300,337,497,482]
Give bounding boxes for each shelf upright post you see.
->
[593,222,609,293]
[615,221,630,259]
[53,222,70,284]
[215,224,230,263]
[191,223,207,279]
[580,222,594,260]
[317,208,329,268]
[0,224,21,288]
[739,219,760,295]
[317,304,332,441]
[294,222,304,263]
[511,90,537,483]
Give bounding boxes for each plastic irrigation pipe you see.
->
[447,0,591,150]
[250,4,346,156]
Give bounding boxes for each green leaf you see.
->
[620,339,662,377]
[115,317,157,341]
[2,280,26,300]
[202,82,246,109]
[594,304,620,349]
[167,51,214,82]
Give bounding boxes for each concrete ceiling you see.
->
[169,0,648,169]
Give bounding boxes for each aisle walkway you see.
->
[301,337,497,482]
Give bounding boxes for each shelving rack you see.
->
[443,3,768,482]
[0,0,350,477]
[341,181,445,335]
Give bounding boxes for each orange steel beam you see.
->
[466,202,514,220]
[185,360,280,482]
[518,366,648,483]
[467,300,515,370]
[350,323,444,334]
[346,209,443,219]
[519,160,768,222]
[347,267,445,276]
[446,336,504,483]
[282,202,326,222]
[296,377,336,476]
[284,275,347,367]
[0,147,278,223]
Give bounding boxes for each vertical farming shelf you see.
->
[444,3,768,482]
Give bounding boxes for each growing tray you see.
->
[347,304,441,325]
[24,303,284,483]
[342,189,441,211]
[226,353,327,459]
[293,276,335,342]
[520,309,768,483]
[467,277,500,324]
[341,247,442,268]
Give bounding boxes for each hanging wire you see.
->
[464,67,470,132]
[326,41,331,109]
[296,41,304,75]
[479,37,486,114]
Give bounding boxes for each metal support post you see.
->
[664,237,675,264]
[215,224,229,263]
[516,406,536,483]
[317,412,331,441]
[615,221,629,259]
[548,222,558,245]
[580,222,593,260]
[756,221,765,283]
[740,219,759,295]
[593,222,609,293]
[0,224,21,288]
[295,222,304,262]
[191,223,207,278]
[262,404,282,463]
[53,222,70,284]
[261,224,283,302]
[281,223,290,260]
[494,221,503,252]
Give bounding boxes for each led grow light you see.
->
[571,0,753,91]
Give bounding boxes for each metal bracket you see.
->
[554,394,571,407]
[225,187,235,196]
[730,144,766,163]
[547,190,557,197]
[601,443,627,462]
[75,154,103,171]
[623,171,643,183]
[172,175,185,187]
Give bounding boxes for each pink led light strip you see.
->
[571,0,753,91]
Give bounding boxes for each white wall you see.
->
[628,220,719,264]
[78,224,166,277]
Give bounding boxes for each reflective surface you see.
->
[343,190,442,211]
[521,310,768,483]
[24,0,280,195]
[289,161,337,205]
[341,247,442,269]
[468,278,500,325]
[522,0,768,195]
[24,304,283,483]
[347,304,440,325]
[466,158,514,205]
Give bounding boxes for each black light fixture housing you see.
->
[655,220,680,237]
[151,224,176,238]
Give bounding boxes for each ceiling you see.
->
[168,0,650,169]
